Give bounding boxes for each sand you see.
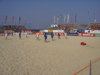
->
[0,34,100,75]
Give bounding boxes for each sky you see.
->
[0,0,100,29]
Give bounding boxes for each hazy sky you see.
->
[0,0,100,29]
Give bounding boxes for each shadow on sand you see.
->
[44,40,50,43]
[37,38,42,41]
[52,39,56,41]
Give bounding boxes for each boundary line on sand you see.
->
[73,58,100,75]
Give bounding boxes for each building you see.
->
[58,24,74,29]
[90,23,100,30]
[0,25,26,32]
[50,24,74,30]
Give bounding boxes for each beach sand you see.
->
[0,34,100,75]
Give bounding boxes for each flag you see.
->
[71,14,72,24]
[67,14,69,24]
[94,19,96,23]
[57,16,59,24]
[64,15,66,24]
[5,16,7,24]
[19,16,21,24]
[12,16,14,25]
[59,16,62,24]
[94,10,96,23]
[75,14,77,24]
[54,16,56,24]
[88,11,91,24]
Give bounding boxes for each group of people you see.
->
[4,32,67,41]
[4,31,28,39]
[44,32,67,42]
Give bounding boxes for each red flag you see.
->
[5,16,7,24]
[12,16,14,25]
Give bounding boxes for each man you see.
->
[25,32,28,38]
[5,32,8,39]
[19,31,21,39]
[58,33,60,39]
[36,32,39,40]
[51,32,54,40]
[64,32,67,39]
[44,33,47,42]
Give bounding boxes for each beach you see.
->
[0,34,100,75]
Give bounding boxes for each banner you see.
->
[0,33,4,36]
[67,33,78,36]
[48,30,53,32]
[95,33,100,37]
[78,33,94,37]
[54,32,64,36]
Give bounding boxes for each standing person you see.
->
[19,31,21,39]
[11,31,14,36]
[5,32,8,39]
[58,33,60,39]
[64,32,67,39]
[25,32,28,38]
[44,33,47,42]
[51,32,54,40]
[36,32,39,40]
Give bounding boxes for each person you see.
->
[11,31,14,36]
[58,33,60,39]
[25,32,28,38]
[44,33,47,42]
[5,32,8,39]
[51,32,54,40]
[19,31,21,39]
[36,32,39,40]
[64,32,67,39]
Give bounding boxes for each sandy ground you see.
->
[0,34,100,75]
